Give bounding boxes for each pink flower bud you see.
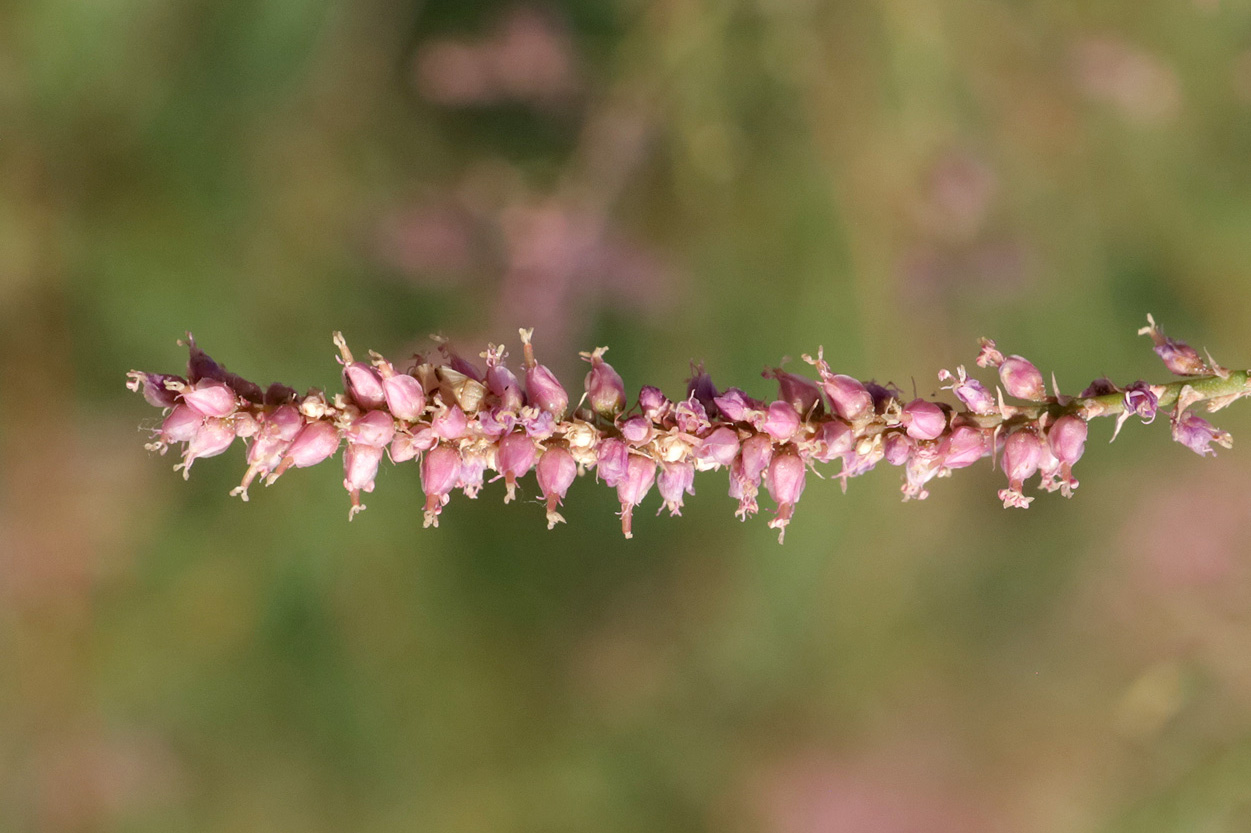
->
[1049,415,1087,465]
[497,432,537,503]
[826,376,874,421]
[998,429,1043,508]
[740,433,774,485]
[882,432,911,466]
[616,454,656,539]
[381,372,426,422]
[901,398,947,440]
[344,363,387,410]
[346,409,397,448]
[421,444,462,527]
[582,347,627,418]
[762,400,801,442]
[939,425,990,469]
[344,443,385,519]
[181,379,238,418]
[431,403,468,441]
[595,438,630,487]
[232,412,259,438]
[811,419,853,463]
[161,404,203,444]
[519,328,569,418]
[482,344,524,412]
[1139,314,1208,376]
[178,417,236,478]
[763,367,823,415]
[638,386,673,424]
[389,433,420,463]
[537,446,578,528]
[1046,414,1088,497]
[712,389,763,423]
[231,405,304,500]
[409,425,438,451]
[657,460,695,517]
[765,451,806,543]
[268,421,341,485]
[807,355,874,421]
[1171,412,1232,457]
[939,366,996,415]
[674,397,712,434]
[458,450,490,498]
[619,415,654,446]
[999,355,1046,401]
[697,426,740,468]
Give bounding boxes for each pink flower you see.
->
[1171,412,1232,457]
[616,454,656,539]
[595,438,630,487]
[582,346,627,417]
[657,460,696,517]
[335,333,387,410]
[180,379,238,418]
[1139,313,1209,376]
[901,398,946,441]
[765,451,806,543]
[998,355,1046,401]
[421,444,462,527]
[537,446,578,528]
[344,443,385,519]
[998,430,1044,508]
[497,431,537,503]
[520,328,569,418]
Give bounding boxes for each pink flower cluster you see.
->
[127,319,1245,543]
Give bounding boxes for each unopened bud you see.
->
[582,347,627,418]
[616,454,656,539]
[421,444,462,527]
[537,446,578,528]
[657,460,696,517]
[765,451,806,543]
[999,355,1046,401]
[519,328,569,418]
[496,432,537,503]
[901,398,947,441]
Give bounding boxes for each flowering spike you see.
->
[130,321,1251,542]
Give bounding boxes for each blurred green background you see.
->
[4,0,1251,830]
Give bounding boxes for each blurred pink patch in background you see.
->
[414,6,581,109]
[1073,37,1181,125]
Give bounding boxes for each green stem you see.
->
[960,370,1251,429]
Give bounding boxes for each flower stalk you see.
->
[126,319,1249,543]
